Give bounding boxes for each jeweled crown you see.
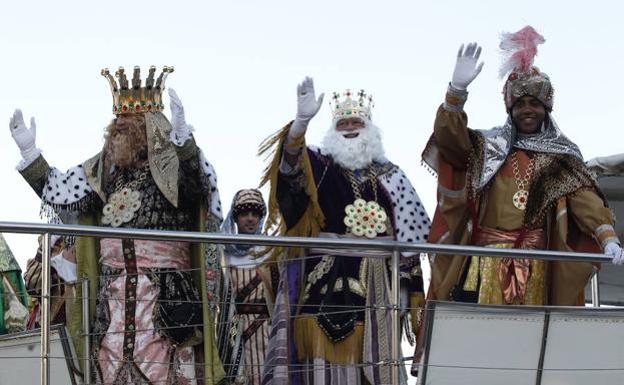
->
[330,89,374,121]
[101,66,174,114]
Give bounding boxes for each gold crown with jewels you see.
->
[330,89,374,121]
[101,66,174,114]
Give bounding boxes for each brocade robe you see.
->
[425,103,616,306]
[218,248,276,385]
[260,123,430,385]
[18,137,226,385]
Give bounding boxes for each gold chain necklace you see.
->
[510,151,537,210]
[342,166,388,238]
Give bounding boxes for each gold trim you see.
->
[319,277,366,298]
[294,315,363,364]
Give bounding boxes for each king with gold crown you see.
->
[9,67,227,384]
[258,77,430,384]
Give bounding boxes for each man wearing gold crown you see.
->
[217,189,276,385]
[8,67,226,384]
[259,77,430,385]
[422,27,622,311]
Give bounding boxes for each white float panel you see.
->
[541,311,624,384]
[0,325,79,385]
[417,302,624,385]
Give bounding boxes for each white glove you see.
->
[605,242,624,265]
[289,76,324,139]
[50,251,77,282]
[168,88,193,144]
[9,109,40,162]
[451,42,484,90]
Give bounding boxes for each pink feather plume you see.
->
[499,26,545,78]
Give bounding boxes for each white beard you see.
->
[321,121,386,170]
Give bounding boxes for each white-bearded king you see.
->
[9,66,226,384]
[259,77,430,385]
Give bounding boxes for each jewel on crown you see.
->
[101,65,174,114]
[330,89,374,121]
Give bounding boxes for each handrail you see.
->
[0,221,611,262]
[0,220,612,385]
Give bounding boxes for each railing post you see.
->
[41,232,51,385]
[391,248,400,384]
[82,277,91,384]
[591,269,601,307]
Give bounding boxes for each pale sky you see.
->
[1,0,623,271]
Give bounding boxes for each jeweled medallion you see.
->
[343,198,388,238]
[512,189,529,211]
[102,187,142,227]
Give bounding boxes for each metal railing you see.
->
[0,221,612,385]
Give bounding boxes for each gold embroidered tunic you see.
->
[426,102,616,306]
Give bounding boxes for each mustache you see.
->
[109,125,140,137]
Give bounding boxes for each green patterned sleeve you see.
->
[19,155,50,197]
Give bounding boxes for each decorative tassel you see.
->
[420,160,438,178]
[257,123,325,260]
[39,194,94,246]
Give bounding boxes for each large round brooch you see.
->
[343,198,388,238]
[512,189,529,211]
[101,187,141,227]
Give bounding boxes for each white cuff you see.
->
[170,124,194,147]
[50,252,77,282]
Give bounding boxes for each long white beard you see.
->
[321,121,386,170]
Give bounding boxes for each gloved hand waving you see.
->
[9,109,40,162]
[168,88,193,144]
[289,76,324,139]
[451,42,484,90]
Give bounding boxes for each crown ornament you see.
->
[101,66,174,114]
[330,89,374,121]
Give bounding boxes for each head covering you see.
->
[500,26,554,112]
[231,189,267,219]
[221,189,267,257]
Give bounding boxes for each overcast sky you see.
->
[1,0,623,271]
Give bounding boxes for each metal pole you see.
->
[391,249,400,385]
[41,232,51,385]
[82,277,91,384]
[0,221,613,264]
[591,269,601,307]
